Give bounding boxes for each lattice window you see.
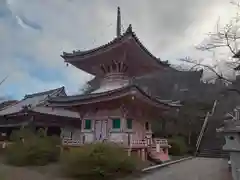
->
[84,119,92,130]
[112,119,121,129]
[126,119,133,129]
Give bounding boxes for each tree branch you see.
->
[180,57,233,84]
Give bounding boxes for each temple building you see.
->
[0,7,181,161]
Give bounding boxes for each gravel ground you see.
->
[140,157,232,180]
[0,157,232,180]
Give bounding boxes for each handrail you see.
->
[195,112,210,154]
[195,100,217,155]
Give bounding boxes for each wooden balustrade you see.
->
[154,138,168,146]
[130,140,147,148]
[62,139,82,146]
[61,137,169,148]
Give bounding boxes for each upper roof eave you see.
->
[61,25,169,68]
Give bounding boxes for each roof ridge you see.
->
[62,24,169,68]
[62,26,131,58]
[0,100,21,112]
[37,86,65,106]
[24,86,65,99]
[0,87,66,114]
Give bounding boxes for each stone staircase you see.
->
[197,119,229,159]
[198,149,229,158]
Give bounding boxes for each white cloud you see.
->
[0,0,237,99]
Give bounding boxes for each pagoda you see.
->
[47,7,180,161]
[0,7,181,162]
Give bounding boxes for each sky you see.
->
[0,0,237,100]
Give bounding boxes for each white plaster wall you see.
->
[61,127,82,141]
[109,132,125,143]
[83,132,94,143]
[84,109,122,119]
[72,129,82,141]
[61,127,72,139]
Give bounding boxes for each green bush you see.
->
[168,136,188,156]
[61,143,139,180]
[5,128,60,166]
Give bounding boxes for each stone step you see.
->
[198,153,228,158]
[198,149,229,158]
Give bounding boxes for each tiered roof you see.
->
[50,7,181,110]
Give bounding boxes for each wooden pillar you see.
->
[45,127,48,136]
[165,147,169,155]
[137,149,141,157]
[156,143,160,153]
[141,149,145,161]
[128,148,131,156]
[60,128,63,139]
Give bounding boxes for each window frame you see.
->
[112,118,121,129]
[84,119,92,130]
[145,122,150,131]
[126,118,133,130]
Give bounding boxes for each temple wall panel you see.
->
[132,119,145,140]
[72,129,82,140]
[83,132,94,143]
[83,109,122,119]
[109,132,124,142]
[61,127,72,139]
[61,127,82,141]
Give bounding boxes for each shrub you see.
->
[5,128,60,166]
[168,136,188,156]
[61,143,139,180]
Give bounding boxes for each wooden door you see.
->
[101,120,108,140]
[95,120,108,141]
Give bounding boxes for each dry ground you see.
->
[141,157,232,180]
[0,157,233,180]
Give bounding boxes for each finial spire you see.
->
[117,7,121,37]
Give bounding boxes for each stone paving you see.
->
[140,157,232,180]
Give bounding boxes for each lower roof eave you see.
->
[0,121,30,128]
[47,85,182,109]
[0,109,80,120]
[28,110,80,120]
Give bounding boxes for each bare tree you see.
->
[180,57,232,83]
[197,1,240,57]
[180,1,240,84]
